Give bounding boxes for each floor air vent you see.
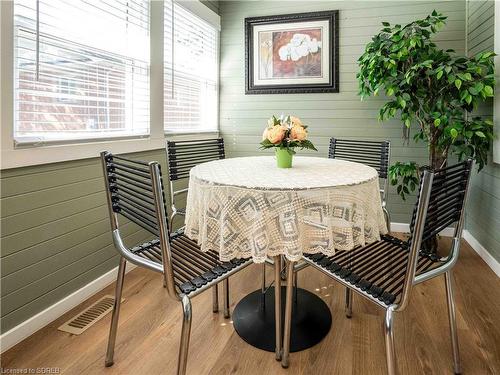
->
[58,295,118,335]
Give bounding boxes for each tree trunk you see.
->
[429,142,447,170]
[424,140,448,253]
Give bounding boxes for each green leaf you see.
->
[434,118,441,126]
[386,87,394,96]
[474,82,484,93]
[476,131,486,138]
[450,128,458,138]
[436,70,443,79]
[382,21,390,26]
[455,79,462,89]
[484,85,494,96]
[468,87,479,95]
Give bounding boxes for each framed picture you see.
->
[245,10,339,94]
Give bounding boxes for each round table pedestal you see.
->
[232,286,332,352]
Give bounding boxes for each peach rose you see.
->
[267,125,286,144]
[290,116,303,127]
[290,125,307,141]
[262,127,269,141]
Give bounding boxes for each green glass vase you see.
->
[275,148,293,168]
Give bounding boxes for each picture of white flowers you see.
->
[259,30,322,80]
[246,11,339,94]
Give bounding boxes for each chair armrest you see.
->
[112,229,164,274]
[413,237,460,285]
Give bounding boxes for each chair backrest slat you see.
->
[102,152,170,237]
[329,138,390,179]
[101,151,180,299]
[167,138,225,181]
[409,160,472,244]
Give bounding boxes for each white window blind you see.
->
[164,1,219,133]
[13,0,150,144]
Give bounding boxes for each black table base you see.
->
[232,286,332,352]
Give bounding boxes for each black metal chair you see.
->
[328,138,391,318]
[166,138,225,223]
[166,138,227,315]
[329,138,391,229]
[100,151,251,375]
[281,160,473,375]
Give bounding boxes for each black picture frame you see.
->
[245,10,339,95]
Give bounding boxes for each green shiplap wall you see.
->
[0,149,167,333]
[466,0,500,262]
[218,0,466,223]
[0,0,219,335]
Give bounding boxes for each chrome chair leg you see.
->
[279,255,288,281]
[105,257,127,367]
[177,294,192,375]
[383,206,391,233]
[274,256,282,361]
[212,284,219,313]
[445,271,461,374]
[384,306,397,375]
[222,278,230,318]
[261,263,266,294]
[281,260,295,368]
[345,288,353,318]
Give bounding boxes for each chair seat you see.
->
[304,235,443,306]
[131,233,251,296]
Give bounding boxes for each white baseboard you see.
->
[391,222,499,278]
[390,222,455,237]
[0,264,136,353]
[463,230,500,278]
[390,222,411,234]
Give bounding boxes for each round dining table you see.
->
[184,156,388,353]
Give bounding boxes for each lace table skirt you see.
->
[184,157,388,263]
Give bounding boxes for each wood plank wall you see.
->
[0,150,168,333]
[466,0,500,262]
[0,0,220,335]
[218,0,466,223]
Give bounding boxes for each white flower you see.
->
[278,33,322,61]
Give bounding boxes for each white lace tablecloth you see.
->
[184,156,388,263]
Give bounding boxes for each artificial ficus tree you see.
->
[357,11,495,200]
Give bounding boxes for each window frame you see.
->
[0,0,220,170]
[164,0,221,135]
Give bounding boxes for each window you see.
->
[164,1,219,133]
[13,0,150,143]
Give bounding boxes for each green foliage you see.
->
[357,11,495,199]
[260,139,317,154]
[388,162,420,201]
[260,139,318,154]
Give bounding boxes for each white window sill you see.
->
[1,131,220,170]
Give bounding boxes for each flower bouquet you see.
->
[260,115,317,168]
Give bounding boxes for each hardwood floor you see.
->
[2,237,499,374]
